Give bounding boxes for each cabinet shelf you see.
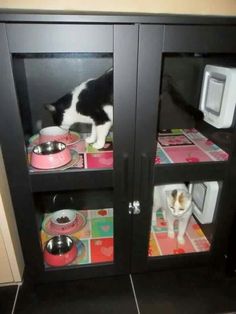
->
[29,169,113,192]
[154,127,229,183]
[154,161,227,184]
[147,251,210,272]
[43,263,116,281]
[28,134,114,192]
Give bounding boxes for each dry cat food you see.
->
[56,216,70,223]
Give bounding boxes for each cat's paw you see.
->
[86,136,96,144]
[177,235,185,245]
[168,230,175,239]
[92,142,105,150]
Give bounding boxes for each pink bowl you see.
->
[51,209,77,231]
[39,126,71,144]
[44,235,77,267]
[31,141,71,169]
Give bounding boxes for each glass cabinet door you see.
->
[0,23,138,281]
[132,24,236,273]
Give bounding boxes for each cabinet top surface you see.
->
[0,10,236,24]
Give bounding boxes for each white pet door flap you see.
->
[205,76,225,114]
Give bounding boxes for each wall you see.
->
[0,148,24,284]
[0,0,235,16]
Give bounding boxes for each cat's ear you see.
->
[185,191,192,201]
[181,191,192,204]
[179,192,185,204]
[171,189,177,199]
[44,104,56,112]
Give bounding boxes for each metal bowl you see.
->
[46,235,73,255]
[44,235,77,267]
[33,141,66,155]
[30,141,71,169]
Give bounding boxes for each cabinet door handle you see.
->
[129,200,141,215]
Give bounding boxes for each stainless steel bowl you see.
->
[31,140,71,169]
[33,141,66,155]
[45,235,74,255]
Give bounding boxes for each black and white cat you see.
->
[153,184,192,244]
[45,68,113,149]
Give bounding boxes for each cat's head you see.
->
[166,189,192,217]
[44,93,73,129]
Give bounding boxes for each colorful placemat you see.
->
[41,208,114,267]
[156,128,229,164]
[149,209,211,257]
[41,206,210,266]
[28,128,227,171]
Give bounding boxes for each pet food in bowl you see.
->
[51,209,77,230]
[44,235,77,267]
[57,216,70,224]
[31,141,71,169]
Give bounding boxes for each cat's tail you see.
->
[164,75,204,121]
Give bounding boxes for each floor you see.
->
[1,267,236,314]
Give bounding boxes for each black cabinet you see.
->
[0,12,236,282]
